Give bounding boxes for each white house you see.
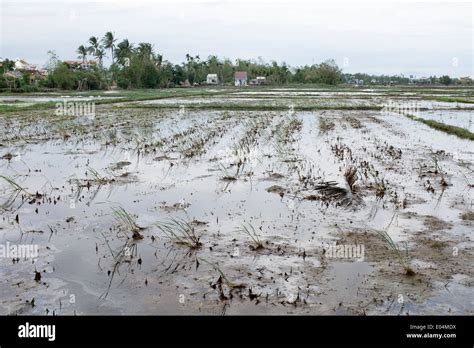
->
[206,73,218,85]
[11,59,47,80]
[250,76,266,85]
[256,76,266,84]
[14,59,37,72]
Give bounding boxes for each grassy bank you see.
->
[425,96,474,104]
[406,114,474,140]
[0,88,236,113]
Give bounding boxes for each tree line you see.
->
[1,31,468,91]
[1,31,344,91]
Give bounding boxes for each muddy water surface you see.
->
[0,91,473,315]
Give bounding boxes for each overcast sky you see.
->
[1,0,472,77]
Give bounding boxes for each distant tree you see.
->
[137,43,154,59]
[221,58,234,83]
[315,59,343,85]
[87,36,105,65]
[291,60,342,85]
[49,63,76,89]
[95,48,106,67]
[76,70,104,90]
[116,39,134,66]
[171,64,186,85]
[44,50,60,73]
[142,63,160,88]
[114,41,164,88]
[87,36,100,55]
[76,45,88,63]
[439,75,452,86]
[184,54,198,83]
[0,58,15,72]
[117,76,131,89]
[103,32,117,62]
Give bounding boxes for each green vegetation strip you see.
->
[115,104,383,111]
[0,89,236,113]
[424,96,474,104]
[0,102,57,112]
[405,114,474,140]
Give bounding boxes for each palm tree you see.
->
[95,48,106,67]
[103,32,117,63]
[76,45,88,63]
[137,42,153,58]
[116,39,134,66]
[156,54,163,66]
[88,36,100,56]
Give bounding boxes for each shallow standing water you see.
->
[0,88,473,315]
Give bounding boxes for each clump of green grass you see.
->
[347,116,362,128]
[237,222,264,250]
[432,154,448,187]
[103,128,118,146]
[274,116,302,143]
[86,166,115,184]
[156,217,202,249]
[0,175,31,195]
[368,168,387,198]
[71,166,116,189]
[374,214,414,276]
[374,179,387,198]
[460,211,474,221]
[112,206,144,240]
[287,118,303,133]
[319,117,335,132]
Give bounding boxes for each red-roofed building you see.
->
[459,76,472,84]
[234,71,247,86]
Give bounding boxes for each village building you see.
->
[256,76,266,85]
[234,71,247,86]
[14,59,47,76]
[206,73,218,85]
[7,59,48,84]
[250,76,266,85]
[14,59,36,71]
[63,60,98,71]
[415,77,431,85]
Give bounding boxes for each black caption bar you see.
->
[0,315,472,346]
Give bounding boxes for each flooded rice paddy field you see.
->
[135,92,474,109]
[0,87,473,315]
[0,95,122,109]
